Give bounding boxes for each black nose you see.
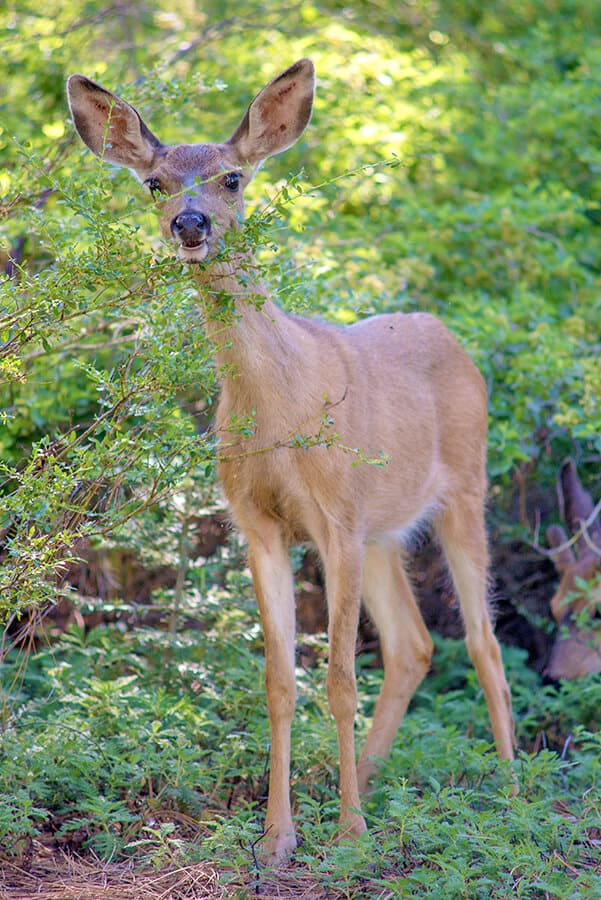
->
[170,210,211,246]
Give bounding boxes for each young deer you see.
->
[67,60,516,862]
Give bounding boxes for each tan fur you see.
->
[67,60,516,864]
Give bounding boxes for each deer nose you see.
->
[170,210,211,246]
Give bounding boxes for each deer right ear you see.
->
[67,75,163,173]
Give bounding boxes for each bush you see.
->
[1,0,600,613]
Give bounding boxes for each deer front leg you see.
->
[323,533,367,840]
[247,523,297,864]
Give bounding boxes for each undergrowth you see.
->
[1,578,599,898]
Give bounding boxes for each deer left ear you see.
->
[227,59,315,167]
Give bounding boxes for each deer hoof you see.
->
[260,828,297,867]
[337,811,368,842]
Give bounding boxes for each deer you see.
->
[67,59,516,863]
[544,460,601,680]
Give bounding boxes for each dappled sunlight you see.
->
[1,2,600,895]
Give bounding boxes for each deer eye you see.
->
[144,177,164,199]
[222,172,240,192]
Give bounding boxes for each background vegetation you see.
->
[1,1,600,896]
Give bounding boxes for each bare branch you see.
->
[533,497,601,560]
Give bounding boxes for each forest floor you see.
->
[0,852,224,900]
[1,513,598,900]
[0,846,354,899]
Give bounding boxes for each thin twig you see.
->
[532,498,601,559]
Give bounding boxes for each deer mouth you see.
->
[170,211,212,263]
[177,240,209,263]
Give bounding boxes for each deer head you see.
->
[545,460,601,680]
[67,61,315,264]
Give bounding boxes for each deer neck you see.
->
[190,256,305,409]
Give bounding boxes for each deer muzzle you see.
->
[170,210,211,262]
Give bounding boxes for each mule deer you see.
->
[67,60,516,862]
[545,459,601,680]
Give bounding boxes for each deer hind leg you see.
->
[321,531,367,840]
[434,499,516,764]
[246,518,297,863]
[357,542,434,794]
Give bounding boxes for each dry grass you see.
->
[0,849,339,900]
[0,850,224,900]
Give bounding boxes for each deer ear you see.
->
[546,525,575,574]
[67,75,163,173]
[227,59,315,166]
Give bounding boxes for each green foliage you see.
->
[1,0,600,613]
[1,2,600,895]
[1,600,599,895]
